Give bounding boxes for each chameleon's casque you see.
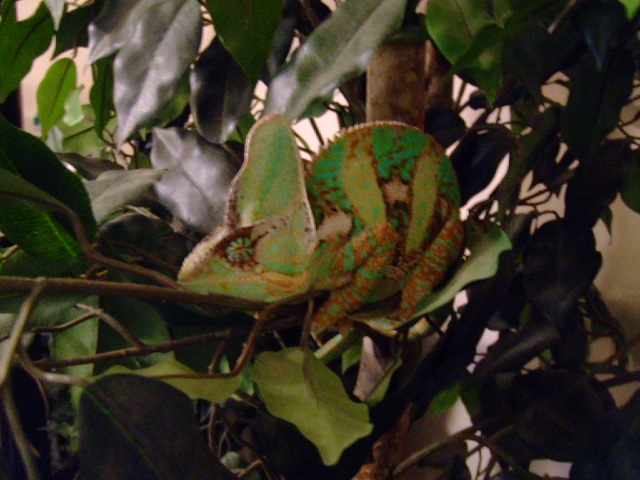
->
[178,115,464,330]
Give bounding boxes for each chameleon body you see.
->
[178,115,464,332]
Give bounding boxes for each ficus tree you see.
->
[0,0,639,479]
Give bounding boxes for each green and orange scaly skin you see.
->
[178,115,464,333]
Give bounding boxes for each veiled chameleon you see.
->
[178,115,464,332]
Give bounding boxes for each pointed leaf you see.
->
[264,0,408,119]
[90,56,115,136]
[190,37,253,144]
[37,58,77,137]
[84,169,165,224]
[523,220,602,325]
[253,347,372,465]
[44,0,65,29]
[79,374,238,480]
[620,151,640,213]
[87,0,163,63]
[53,4,92,56]
[426,0,493,64]
[102,360,242,404]
[618,0,640,18]
[113,0,202,145]
[561,49,634,159]
[150,128,239,232]
[0,2,54,102]
[206,0,284,84]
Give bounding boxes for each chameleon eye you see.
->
[226,236,254,264]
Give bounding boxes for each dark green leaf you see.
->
[512,371,608,462]
[523,220,602,325]
[78,374,238,480]
[53,4,92,57]
[95,297,172,373]
[90,56,115,136]
[0,2,54,102]
[87,0,159,63]
[503,22,582,102]
[431,381,463,415]
[262,0,297,84]
[0,169,81,259]
[424,108,466,149]
[0,114,97,238]
[150,128,238,233]
[450,126,514,203]
[426,0,493,63]
[113,0,202,145]
[189,37,253,144]
[207,0,284,84]
[37,58,77,137]
[571,390,640,480]
[445,22,504,104]
[620,151,640,213]
[574,1,627,70]
[472,318,560,381]
[565,140,633,228]
[84,169,164,224]
[561,49,634,159]
[264,0,408,119]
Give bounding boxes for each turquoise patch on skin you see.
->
[342,242,356,271]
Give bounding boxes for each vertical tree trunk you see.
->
[366,43,426,127]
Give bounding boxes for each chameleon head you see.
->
[178,215,316,302]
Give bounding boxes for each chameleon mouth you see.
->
[179,265,311,303]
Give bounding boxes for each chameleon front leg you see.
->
[399,200,464,320]
[312,224,400,334]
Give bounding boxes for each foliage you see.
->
[0,0,639,479]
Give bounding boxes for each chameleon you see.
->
[178,114,464,334]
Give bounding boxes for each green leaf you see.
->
[90,56,114,136]
[102,360,242,404]
[264,0,408,119]
[0,113,97,238]
[618,0,640,18]
[253,347,372,465]
[207,0,283,84]
[620,152,640,214]
[561,49,634,159]
[431,380,462,415]
[84,169,165,224]
[426,0,493,63]
[47,105,115,157]
[409,225,512,321]
[50,297,100,378]
[150,127,239,232]
[79,374,238,480]
[95,297,172,374]
[53,4,92,57]
[113,0,202,145]
[87,0,159,63]
[446,22,504,104]
[0,170,81,259]
[0,2,54,102]
[190,37,253,144]
[44,0,65,29]
[63,87,84,126]
[37,58,77,137]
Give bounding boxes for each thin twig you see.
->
[2,381,42,480]
[0,278,46,388]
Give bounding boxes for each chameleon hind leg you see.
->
[311,224,400,334]
[399,200,465,320]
